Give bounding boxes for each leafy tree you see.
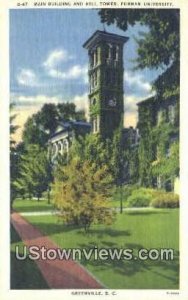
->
[10,142,26,205]
[152,139,179,186]
[70,133,110,167]
[10,104,19,150]
[110,128,127,186]
[52,157,115,232]
[35,103,58,134]
[15,145,52,200]
[10,104,20,206]
[70,131,129,186]
[125,147,139,184]
[57,103,86,121]
[22,115,48,147]
[22,102,86,147]
[99,9,179,98]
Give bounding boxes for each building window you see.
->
[104,43,110,60]
[157,175,162,189]
[165,143,171,158]
[157,110,163,125]
[63,140,69,152]
[89,52,94,68]
[165,179,173,192]
[116,45,119,60]
[112,45,116,60]
[168,105,175,124]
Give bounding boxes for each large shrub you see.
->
[126,188,153,207]
[52,158,116,232]
[151,192,179,208]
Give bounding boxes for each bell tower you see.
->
[83,30,128,138]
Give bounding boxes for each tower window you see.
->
[95,48,98,65]
[90,74,94,91]
[106,70,116,85]
[94,72,97,87]
[93,117,98,133]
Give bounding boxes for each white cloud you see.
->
[124,71,152,93]
[43,48,87,82]
[46,64,88,82]
[43,49,72,69]
[123,95,142,128]
[17,69,38,86]
[123,91,155,128]
[73,93,89,120]
[124,95,143,113]
[11,106,40,143]
[13,94,60,108]
[67,65,87,79]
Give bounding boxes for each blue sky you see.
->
[10,9,161,141]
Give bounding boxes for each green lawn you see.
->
[13,198,54,212]
[24,208,179,289]
[10,225,49,289]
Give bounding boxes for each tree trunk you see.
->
[47,189,50,204]
[120,185,123,214]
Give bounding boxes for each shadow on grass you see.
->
[11,225,21,243]
[13,205,54,213]
[79,241,179,289]
[78,228,131,239]
[10,225,49,289]
[10,252,49,289]
[126,210,170,216]
[24,219,131,239]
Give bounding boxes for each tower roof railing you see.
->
[83,30,129,49]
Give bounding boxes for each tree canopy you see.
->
[14,144,52,200]
[99,9,180,98]
[22,102,86,147]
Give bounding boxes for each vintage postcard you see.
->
[0,0,188,299]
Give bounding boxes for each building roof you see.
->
[137,94,178,107]
[137,96,156,106]
[49,120,91,140]
[83,30,129,49]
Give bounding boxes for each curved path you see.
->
[11,212,103,289]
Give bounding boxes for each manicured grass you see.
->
[13,198,54,213]
[25,208,179,289]
[10,225,49,289]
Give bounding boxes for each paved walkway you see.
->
[20,206,155,217]
[11,212,103,289]
[20,210,58,216]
